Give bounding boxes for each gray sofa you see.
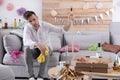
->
[0,64,15,80]
[0,22,120,79]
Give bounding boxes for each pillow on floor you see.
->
[3,34,22,54]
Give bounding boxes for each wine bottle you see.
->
[4,18,8,29]
[97,43,102,58]
[0,19,2,28]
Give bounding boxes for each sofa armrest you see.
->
[0,32,5,63]
[0,29,11,63]
[117,51,120,57]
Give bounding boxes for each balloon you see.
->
[6,3,14,11]
[0,0,3,6]
[96,3,103,10]
[50,9,58,17]
[17,7,26,16]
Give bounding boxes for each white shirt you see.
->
[23,21,65,50]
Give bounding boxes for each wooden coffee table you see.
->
[48,66,120,80]
[81,70,120,80]
[48,66,84,80]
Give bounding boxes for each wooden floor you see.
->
[15,78,50,80]
[15,79,120,80]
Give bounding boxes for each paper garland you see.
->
[87,18,90,24]
[53,9,112,25]
[80,19,84,25]
[105,11,110,16]
[94,16,98,22]
[99,14,104,20]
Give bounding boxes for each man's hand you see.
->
[68,12,74,21]
[34,43,46,54]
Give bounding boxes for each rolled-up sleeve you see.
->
[23,25,36,49]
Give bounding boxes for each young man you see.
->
[23,11,73,80]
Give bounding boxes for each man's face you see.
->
[27,14,39,28]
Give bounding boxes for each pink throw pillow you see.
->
[59,45,80,53]
[11,50,22,62]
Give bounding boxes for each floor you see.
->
[15,79,48,80]
[15,79,106,80]
[16,79,27,80]
[15,78,27,80]
[15,78,50,80]
[15,79,120,80]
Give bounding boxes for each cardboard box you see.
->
[72,58,114,73]
[75,66,113,73]
[75,63,113,68]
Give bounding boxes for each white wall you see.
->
[0,0,42,27]
[113,0,120,22]
[0,0,120,27]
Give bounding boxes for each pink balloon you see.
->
[6,3,14,11]
[0,0,3,6]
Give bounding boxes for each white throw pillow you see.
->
[3,34,22,53]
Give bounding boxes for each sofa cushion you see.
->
[3,53,25,65]
[0,64,15,80]
[3,52,60,67]
[64,33,101,50]
[50,32,62,51]
[48,52,60,67]
[64,32,109,50]
[112,35,120,45]
[33,52,60,67]
[3,34,22,53]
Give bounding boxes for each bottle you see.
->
[114,54,120,67]
[17,19,21,28]
[69,7,73,21]
[4,18,8,29]
[13,18,17,28]
[0,19,2,28]
[97,43,102,58]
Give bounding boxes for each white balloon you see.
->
[96,3,103,10]
[50,9,58,17]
